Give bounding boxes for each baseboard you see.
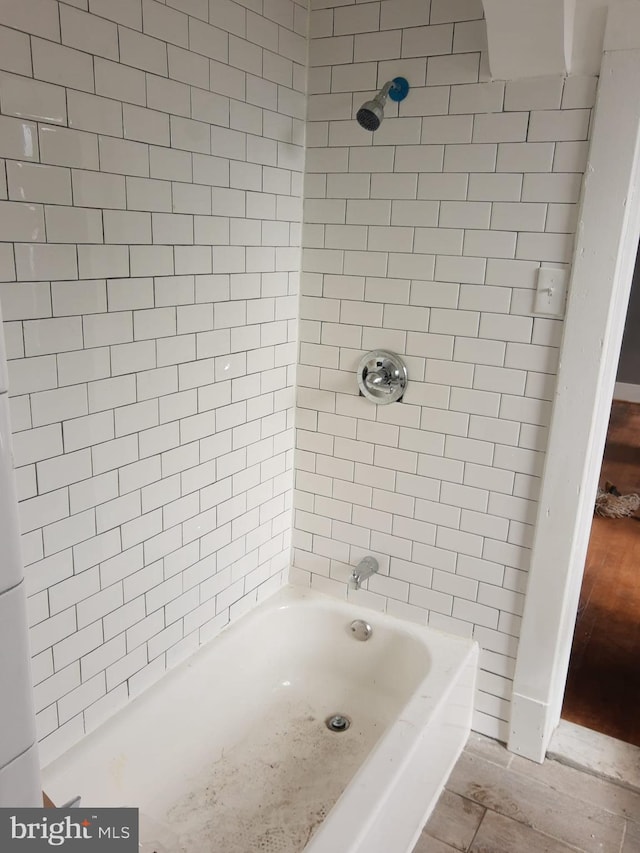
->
[614,381,640,402]
[507,691,549,764]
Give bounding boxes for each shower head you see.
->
[356,77,410,132]
[356,98,384,132]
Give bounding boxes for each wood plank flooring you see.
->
[561,400,640,746]
[412,733,639,853]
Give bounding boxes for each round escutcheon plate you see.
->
[357,350,407,405]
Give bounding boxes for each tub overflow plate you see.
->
[349,619,372,641]
[326,714,351,733]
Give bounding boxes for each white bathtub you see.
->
[42,586,478,853]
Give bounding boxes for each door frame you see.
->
[508,3,640,762]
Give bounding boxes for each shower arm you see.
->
[377,81,393,102]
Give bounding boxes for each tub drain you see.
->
[325,714,351,733]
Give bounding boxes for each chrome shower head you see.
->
[356,77,410,132]
[356,82,392,132]
[356,98,385,132]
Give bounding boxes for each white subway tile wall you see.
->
[0,0,305,763]
[294,0,596,741]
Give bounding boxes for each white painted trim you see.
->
[509,36,640,762]
[613,381,640,402]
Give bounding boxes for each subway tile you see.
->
[150,147,192,184]
[491,202,547,233]
[522,173,583,204]
[168,43,209,88]
[123,104,170,146]
[427,52,479,86]
[528,109,591,142]
[473,112,529,143]
[0,24,32,76]
[15,244,78,282]
[57,347,110,386]
[118,26,168,76]
[0,72,67,125]
[89,0,142,29]
[562,74,598,110]
[99,137,149,178]
[143,0,188,47]
[497,141,555,173]
[440,201,491,229]
[30,609,76,659]
[60,5,119,60]
[402,22,452,57]
[63,410,115,453]
[52,280,107,316]
[422,114,473,144]
[418,173,468,200]
[39,126,99,170]
[434,256,486,286]
[73,170,126,210]
[54,621,104,670]
[516,232,574,264]
[0,201,45,243]
[0,116,38,162]
[37,449,92,494]
[431,0,485,24]
[126,176,172,212]
[190,18,228,62]
[95,58,147,106]
[23,316,83,357]
[7,162,71,206]
[103,211,152,245]
[450,81,504,114]
[45,207,103,244]
[468,173,522,202]
[0,0,61,40]
[443,142,496,172]
[0,0,591,745]
[454,21,487,56]
[147,73,191,117]
[78,245,129,280]
[171,116,211,154]
[8,355,57,395]
[31,385,88,428]
[463,230,517,260]
[31,37,95,93]
[505,76,564,111]
[68,90,123,137]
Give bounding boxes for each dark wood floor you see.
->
[562,399,640,746]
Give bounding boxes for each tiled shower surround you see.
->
[291,0,596,741]
[0,0,596,758]
[0,0,305,764]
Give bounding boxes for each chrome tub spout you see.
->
[348,556,379,591]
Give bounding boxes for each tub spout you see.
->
[348,556,379,591]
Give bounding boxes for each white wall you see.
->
[292,0,596,741]
[0,0,306,766]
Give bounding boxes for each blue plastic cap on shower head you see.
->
[388,77,410,103]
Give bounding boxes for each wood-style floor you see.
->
[412,732,638,853]
[561,399,640,746]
